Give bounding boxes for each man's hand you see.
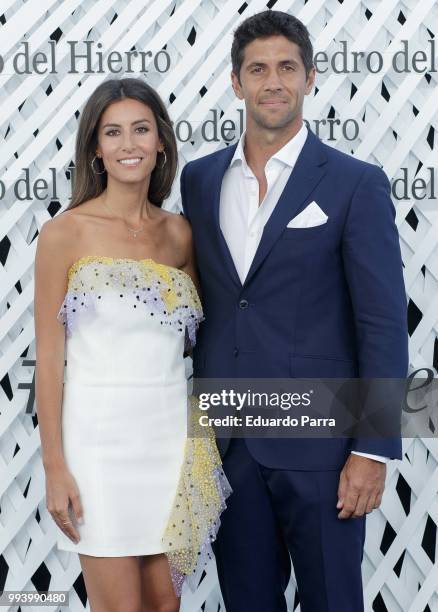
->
[337,454,386,519]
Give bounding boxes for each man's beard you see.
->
[251,104,297,131]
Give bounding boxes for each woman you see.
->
[34,77,231,612]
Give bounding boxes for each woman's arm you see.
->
[34,218,70,468]
[176,214,202,299]
[167,213,202,359]
[34,215,82,543]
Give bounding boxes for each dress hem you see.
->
[56,542,167,557]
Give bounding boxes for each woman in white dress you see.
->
[34,78,231,612]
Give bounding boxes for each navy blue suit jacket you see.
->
[181,129,409,470]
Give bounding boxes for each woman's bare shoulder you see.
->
[41,199,101,236]
[160,209,194,270]
[163,209,192,245]
[38,200,101,263]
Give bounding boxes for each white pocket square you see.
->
[287,201,328,228]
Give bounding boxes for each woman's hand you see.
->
[45,464,83,543]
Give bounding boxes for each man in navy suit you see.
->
[180,10,408,612]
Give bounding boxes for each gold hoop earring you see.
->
[156,150,167,170]
[91,155,106,175]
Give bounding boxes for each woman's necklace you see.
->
[102,199,145,239]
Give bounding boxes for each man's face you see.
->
[231,35,315,132]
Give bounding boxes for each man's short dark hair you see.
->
[231,10,314,81]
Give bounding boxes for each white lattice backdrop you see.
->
[0,0,437,611]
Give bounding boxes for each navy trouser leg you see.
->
[261,465,366,612]
[212,439,291,612]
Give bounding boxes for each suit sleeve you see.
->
[342,164,409,459]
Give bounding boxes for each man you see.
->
[180,10,408,612]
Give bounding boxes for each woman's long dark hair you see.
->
[66,78,177,210]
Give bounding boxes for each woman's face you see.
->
[95,97,164,184]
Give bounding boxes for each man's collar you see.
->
[230,122,308,174]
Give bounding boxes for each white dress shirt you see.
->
[219,122,388,464]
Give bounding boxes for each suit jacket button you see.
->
[233,348,239,357]
[239,299,249,309]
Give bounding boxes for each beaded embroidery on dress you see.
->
[57,255,203,347]
[163,395,232,594]
[55,255,231,596]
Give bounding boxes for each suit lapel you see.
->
[243,130,328,288]
[209,143,242,288]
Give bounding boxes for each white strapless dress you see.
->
[54,255,231,594]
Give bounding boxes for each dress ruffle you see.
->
[162,395,232,596]
[56,256,204,347]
